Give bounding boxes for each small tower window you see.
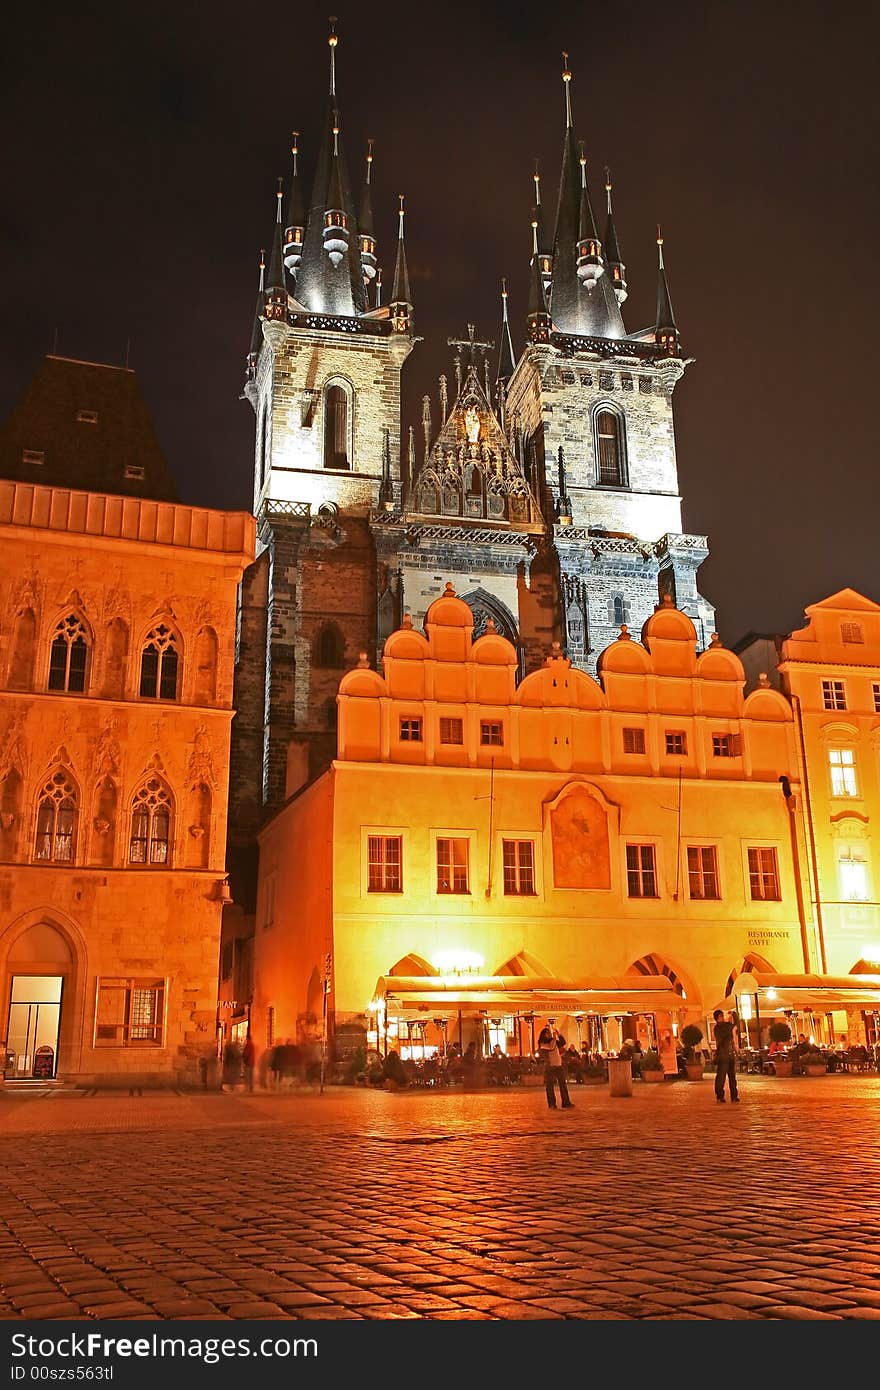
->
[314,624,345,669]
[610,594,631,627]
[595,408,626,486]
[139,625,180,700]
[48,614,90,693]
[323,384,350,470]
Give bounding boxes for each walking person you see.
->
[713,1008,739,1103]
[242,1031,256,1092]
[537,1023,574,1110]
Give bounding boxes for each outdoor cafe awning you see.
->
[372,974,686,1017]
[730,971,880,1013]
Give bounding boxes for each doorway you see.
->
[5,975,63,1079]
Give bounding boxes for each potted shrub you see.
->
[641,1049,664,1082]
[767,1020,793,1076]
[802,1049,827,1077]
[680,1024,705,1080]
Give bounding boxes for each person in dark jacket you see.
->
[713,1009,739,1103]
[537,1024,574,1110]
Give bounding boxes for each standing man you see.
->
[537,1023,575,1110]
[242,1031,256,1093]
[713,1009,739,1103]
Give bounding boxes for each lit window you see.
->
[440,717,463,744]
[437,837,469,894]
[34,771,78,863]
[829,747,858,797]
[480,721,503,747]
[821,679,847,711]
[502,840,535,896]
[748,846,780,901]
[840,623,863,644]
[626,844,658,898]
[687,846,720,900]
[623,727,646,754]
[367,835,402,892]
[47,614,89,693]
[139,625,179,700]
[129,779,173,865]
[712,734,735,758]
[665,731,687,756]
[399,717,422,742]
[839,849,869,902]
[94,978,164,1046]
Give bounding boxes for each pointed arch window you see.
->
[594,407,627,486]
[35,770,78,862]
[315,623,345,669]
[129,778,173,865]
[323,383,351,470]
[139,625,180,701]
[48,614,89,693]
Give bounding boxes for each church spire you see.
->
[359,140,378,295]
[264,179,288,321]
[283,132,306,284]
[389,195,412,333]
[246,248,266,379]
[603,168,627,305]
[655,226,679,354]
[532,161,552,300]
[497,278,516,383]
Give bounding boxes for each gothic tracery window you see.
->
[35,770,78,863]
[129,778,173,865]
[139,625,180,700]
[48,614,90,693]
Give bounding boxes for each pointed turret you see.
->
[527,215,551,343]
[655,226,679,354]
[246,249,267,379]
[264,180,288,322]
[283,132,306,281]
[294,19,366,317]
[575,143,604,288]
[603,168,627,305]
[359,140,378,293]
[497,278,516,383]
[533,162,552,299]
[389,195,413,333]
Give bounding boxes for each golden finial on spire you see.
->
[605,166,612,193]
[533,160,541,204]
[657,223,665,267]
[291,131,299,177]
[328,16,338,94]
[398,194,406,239]
[562,51,573,126]
[366,137,374,183]
[275,176,283,220]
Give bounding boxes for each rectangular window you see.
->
[748,847,780,901]
[839,852,869,902]
[480,721,503,747]
[712,734,734,758]
[829,747,858,797]
[94,978,165,1046]
[626,843,658,898]
[439,717,463,745]
[399,717,422,743]
[821,679,847,711]
[21,448,44,465]
[367,835,402,892]
[502,840,536,896]
[76,409,98,424]
[124,464,145,480]
[437,837,469,894]
[623,727,646,754]
[840,623,863,644]
[687,845,720,900]
[665,731,687,756]
[873,683,880,715]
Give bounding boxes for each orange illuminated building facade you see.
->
[0,478,254,1084]
[253,585,820,1060]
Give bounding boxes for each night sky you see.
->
[3,1,878,643]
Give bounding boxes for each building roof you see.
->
[0,355,179,501]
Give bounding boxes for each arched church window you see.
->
[139,625,180,700]
[48,614,90,693]
[35,770,78,863]
[323,383,350,470]
[315,623,345,669]
[129,777,173,865]
[595,407,627,486]
[610,594,631,627]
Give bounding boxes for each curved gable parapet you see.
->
[641,603,698,648]
[742,687,793,722]
[568,666,605,709]
[696,646,745,683]
[597,635,651,676]
[424,587,475,632]
[515,662,605,710]
[338,667,388,698]
[472,632,518,667]
[381,628,430,663]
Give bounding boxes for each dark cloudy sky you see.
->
[2,1,878,642]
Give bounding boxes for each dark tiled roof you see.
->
[0,355,179,501]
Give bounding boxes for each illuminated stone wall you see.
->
[0,481,254,1084]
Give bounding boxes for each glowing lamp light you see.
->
[766,988,777,1001]
[739,995,753,1020]
[432,949,484,976]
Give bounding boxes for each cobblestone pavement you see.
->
[2,1075,880,1321]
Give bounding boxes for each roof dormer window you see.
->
[22,448,44,465]
[76,409,98,424]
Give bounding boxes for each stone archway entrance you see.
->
[4,921,73,1080]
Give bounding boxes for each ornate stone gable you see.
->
[408,366,540,527]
